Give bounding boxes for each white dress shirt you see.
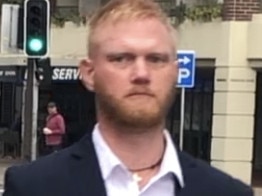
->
[92,124,184,196]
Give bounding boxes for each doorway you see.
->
[38,81,96,155]
[252,71,262,187]
[167,67,214,162]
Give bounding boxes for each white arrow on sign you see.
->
[178,56,191,65]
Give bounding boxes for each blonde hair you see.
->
[87,0,176,57]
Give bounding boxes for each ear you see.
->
[79,58,95,91]
[173,59,178,68]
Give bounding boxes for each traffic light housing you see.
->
[35,58,52,85]
[24,0,50,58]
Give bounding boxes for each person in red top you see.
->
[43,102,65,154]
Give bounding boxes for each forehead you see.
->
[93,19,174,54]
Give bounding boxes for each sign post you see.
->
[22,58,35,161]
[177,50,196,150]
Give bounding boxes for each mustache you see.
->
[125,87,155,97]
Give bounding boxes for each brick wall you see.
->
[223,0,261,21]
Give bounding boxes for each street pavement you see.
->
[256,189,262,196]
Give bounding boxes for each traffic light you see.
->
[35,58,52,85]
[24,0,50,58]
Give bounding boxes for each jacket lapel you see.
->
[66,133,201,196]
[67,134,107,196]
[175,151,202,196]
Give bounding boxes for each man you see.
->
[3,0,253,195]
[43,102,65,154]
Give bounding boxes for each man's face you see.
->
[48,106,57,114]
[81,18,178,129]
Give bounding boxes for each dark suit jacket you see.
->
[3,133,253,196]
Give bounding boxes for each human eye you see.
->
[107,53,134,68]
[147,54,169,67]
[107,54,125,62]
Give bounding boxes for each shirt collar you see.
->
[92,124,122,180]
[159,130,185,187]
[92,124,184,187]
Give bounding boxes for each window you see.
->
[167,67,214,162]
[0,82,16,127]
[51,0,79,18]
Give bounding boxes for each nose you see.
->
[130,58,150,84]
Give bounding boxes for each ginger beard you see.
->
[94,79,176,130]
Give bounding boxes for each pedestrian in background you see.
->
[43,102,65,154]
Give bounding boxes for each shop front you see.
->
[34,65,214,160]
[0,66,24,159]
[37,66,96,156]
[167,67,214,162]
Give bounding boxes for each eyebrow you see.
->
[146,52,170,58]
[105,52,135,59]
[105,51,172,57]
[106,52,133,56]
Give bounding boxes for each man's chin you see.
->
[115,109,163,129]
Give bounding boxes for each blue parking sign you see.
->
[177,50,196,88]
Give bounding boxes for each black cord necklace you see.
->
[128,155,163,172]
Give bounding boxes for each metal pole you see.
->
[22,58,38,161]
[21,76,26,157]
[179,88,185,150]
[31,59,39,161]
[22,58,34,161]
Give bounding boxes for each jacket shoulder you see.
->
[179,152,253,196]
[3,146,75,196]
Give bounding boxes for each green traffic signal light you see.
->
[28,38,43,52]
[24,0,50,58]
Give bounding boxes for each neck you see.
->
[97,116,166,170]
